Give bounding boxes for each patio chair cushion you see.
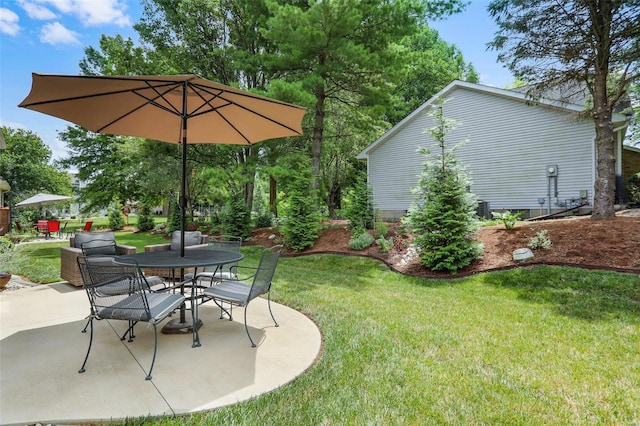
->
[81,240,118,256]
[98,292,184,324]
[73,232,116,249]
[170,231,203,251]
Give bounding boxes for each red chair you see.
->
[37,220,49,238]
[81,221,93,232]
[47,220,61,238]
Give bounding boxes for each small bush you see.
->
[221,196,251,240]
[345,175,374,230]
[528,229,552,250]
[491,210,523,230]
[376,237,394,253]
[374,220,388,240]
[167,198,181,233]
[254,212,273,228]
[136,205,155,232]
[349,230,374,250]
[108,206,126,231]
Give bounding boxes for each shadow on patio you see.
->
[0,282,322,425]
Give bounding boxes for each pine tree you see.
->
[345,174,374,231]
[407,101,482,273]
[281,168,321,252]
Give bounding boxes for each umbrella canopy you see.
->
[16,193,71,208]
[19,73,306,255]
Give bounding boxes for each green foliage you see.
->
[491,210,523,230]
[374,219,388,240]
[345,175,374,230]
[389,26,479,124]
[280,166,321,252]
[167,198,181,233]
[407,101,482,273]
[254,212,273,229]
[627,173,640,203]
[0,236,14,256]
[0,127,72,200]
[376,237,394,253]
[107,204,126,231]
[221,195,252,240]
[349,230,375,250]
[136,205,155,232]
[528,230,552,250]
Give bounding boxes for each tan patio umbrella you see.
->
[19,73,306,254]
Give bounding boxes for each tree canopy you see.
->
[0,127,71,203]
[61,0,475,219]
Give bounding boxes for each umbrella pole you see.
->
[180,138,187,258]
[180,85,187,258]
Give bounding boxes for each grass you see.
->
[5,239,640,424]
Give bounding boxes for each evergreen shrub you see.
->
[406,101,482,273]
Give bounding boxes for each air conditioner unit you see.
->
[476,200,490,219]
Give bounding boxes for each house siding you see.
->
[366,85,597,219]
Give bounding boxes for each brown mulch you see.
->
[247,211,640,278]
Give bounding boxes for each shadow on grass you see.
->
[478,265,640,321]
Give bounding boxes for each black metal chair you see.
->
[193,245,282,348]
[185,234,243,286]
[77,256,185,380]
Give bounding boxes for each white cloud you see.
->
[0,8,20,36]
[39,21,81,45]
[18,1,57,20]
[36,0,131,26]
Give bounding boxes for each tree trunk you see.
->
[269,175,278,217]
[242,146,256,213]
[311,89,325,189]
[590,4,616,221]
[326,183,340,219]
[311,53,327,189]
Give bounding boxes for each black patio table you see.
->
[114,249,243,342]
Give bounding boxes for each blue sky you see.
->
[0,0,513,161]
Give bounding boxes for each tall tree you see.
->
[0,127,71,201]
[58,126,143,213]
[80,34,170,76]
[488,0,640,219]
[263,0,451,185]
[389,25,479,125]
[134,0,283,211]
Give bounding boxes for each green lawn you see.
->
[5,238,640,424]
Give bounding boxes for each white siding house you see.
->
[357,80,630,220]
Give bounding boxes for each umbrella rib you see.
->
[190,84,304,136]
[95,83,185,134]
[18,81,181,108]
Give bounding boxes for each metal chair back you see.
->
[203,235,242,274]
[249,245,282,300]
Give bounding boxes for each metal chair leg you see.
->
[146,324,158,380]
[78,317,94,374]
[81,317,90,333]
[267,290,279,328]
[192,291,201,348]
[244,306,256,348]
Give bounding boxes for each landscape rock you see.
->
[513,248,534,263]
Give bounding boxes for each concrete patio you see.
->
[0,281,322,425]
